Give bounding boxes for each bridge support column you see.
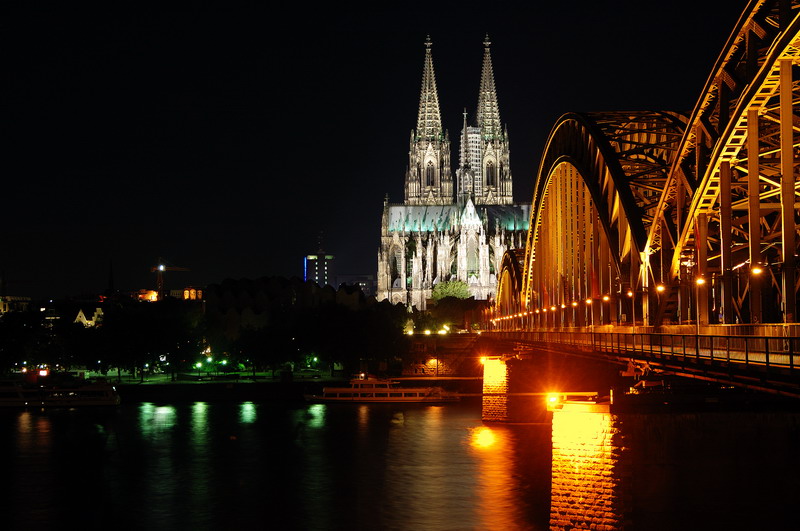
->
[696,213,709,327]
[481,357,508,421]
[747,108,763,323]
[780,59,796,323]
[720,161,734,324]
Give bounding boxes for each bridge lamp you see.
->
[656,284,666,293]
[751,265,763,275]
[571,301,578,307]
[424,329,431,335]
[535,309,540,314]
[560,304,566,309]
[407,330,414,335]
[695,276,706,286]
[602,295,610,302]
[585,298,592,305]
[542,308,547,313]
[627,290,633,297]
[546,393,564,411]
[550,306,556,311]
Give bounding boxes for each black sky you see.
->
[6,2,745,299]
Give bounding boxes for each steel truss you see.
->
[497,0,800,329]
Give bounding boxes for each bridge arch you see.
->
[498,0,800,329]
[495,248,525,317]
[646,0,800,326]
[519,112,685,326]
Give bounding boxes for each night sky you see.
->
[6,2,745,299]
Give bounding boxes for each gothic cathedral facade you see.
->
[377,36,530,310]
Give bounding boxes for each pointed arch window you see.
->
[426,161,435,187]
[486,161,496,187]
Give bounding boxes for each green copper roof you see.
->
[387,203,530,233]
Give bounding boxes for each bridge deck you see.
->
[486,329,800,398]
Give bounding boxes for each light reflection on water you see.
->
[0,401,547,529]
[549,407,800,530]
[239,401,257,424]
[3,400,795,530]
[469,424,533,530]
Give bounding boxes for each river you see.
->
[1,399,798,530]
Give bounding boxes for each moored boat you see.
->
[0,380,121,407]
[306,375,459,403]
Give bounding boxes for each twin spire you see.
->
[476,35,502,139]
[406,35,510,206]
[416,35,500,140]
[416,36,443,140]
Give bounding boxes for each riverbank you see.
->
[113,375,482,402]
[115,378,338,402]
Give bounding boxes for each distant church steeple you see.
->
[404,36,453,205]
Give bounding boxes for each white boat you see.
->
[0,380,121,407]
[306,375,459,403]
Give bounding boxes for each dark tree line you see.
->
[0,278,410,378]
[0,298,204,378]
[204,277,409,376]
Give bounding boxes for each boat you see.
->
[0,379,121,407]
[306,375,459,403]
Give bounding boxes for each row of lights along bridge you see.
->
[491,262,768,328]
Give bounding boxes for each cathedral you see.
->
[377,36,530,310]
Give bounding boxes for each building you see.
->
[0,295,31,315]
[377,36,530,310]
[304,250,336,287]
[75,307,104,327]
[337,274,377,297]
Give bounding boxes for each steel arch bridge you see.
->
[496,0,800,332]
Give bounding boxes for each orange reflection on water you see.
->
[16,411,53,451]
[550,406,624,530]
[470,425,497,449]
[468,424,525,529]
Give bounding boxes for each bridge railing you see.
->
[493,330,799,373]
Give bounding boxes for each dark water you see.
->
[1,400,798,530]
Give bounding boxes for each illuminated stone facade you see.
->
[377,36,529,310]
[480,357,508,421]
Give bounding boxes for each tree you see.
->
[431,280,470,301]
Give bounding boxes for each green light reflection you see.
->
[239,402,257,423]
[307,404,325,428]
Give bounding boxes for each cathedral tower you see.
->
[457,35,513,205]
[405,37,453,205]
[379,36,529,311]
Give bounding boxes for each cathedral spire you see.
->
[416,36,443,140]
[476,34,501,139]
[459,108,468,169]
[405,36,453,205]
